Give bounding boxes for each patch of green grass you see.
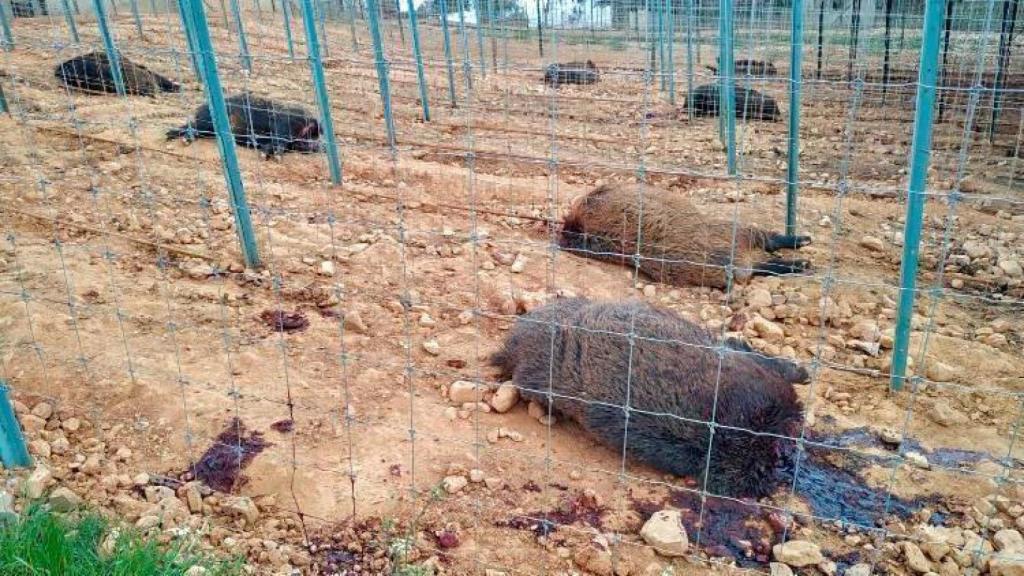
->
[0,504,242,576]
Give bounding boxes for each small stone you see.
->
[773,540,823,567]
[449,381,480,404]
[62,418,81,433]
[343,310,369,334]
[751,316,785,341]
[419,313,436,327]
[860,236,885,252]
[998,260,1023,278]
[643,285,656,298]
[31,402,54,420]
[484,477,502,489]
[145,486,176,503]
[510,255,526,273]
[904,542,933,574]
[184,483,203,513]
[28,439,51,458]
[574,544,614,576]
[225,496,259,525]
[994,530,1024,554]
[469,469,485,483]
[318,261,336,277]
[927,361,958,382]
[132,472,150,486]
[527,401,545,421]
[19,414,46,433]
[929,401,968,427]
[81,454,103,475]
[136,515,161,530]
[443,475,468,494]
[114,447,132,461]
[845,564,872,576]
[850,319,881,342]
[818,216,832,227]
[905,451,930,469]
[50,436,70,455]
[185,567,209,576]
[48,487,83,512]
[877,428,901,446]
[639,510,689,557]
[770,563,795,576]
[746,288,773,309]
[422,340,441,356]
[490,383,519,413]
[25,466,53,499]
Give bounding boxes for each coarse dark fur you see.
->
[166,94,322,158]
[685,83,781,121]
[559,183,812,289]
[705,59,779,77]
[54,51,180,97]
[544,60,600,87]
[490,298,807,498]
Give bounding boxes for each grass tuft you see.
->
[0,504,242,576]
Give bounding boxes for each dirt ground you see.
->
[2,7,1024,575]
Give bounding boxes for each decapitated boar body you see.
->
[685,83,781,121]
[54,51,180,97]
[490,298,806,498]
[166,94,322,158]
[544,60,600,87]
[559,183,811,289]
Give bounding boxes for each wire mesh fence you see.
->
[0,0,1023,573]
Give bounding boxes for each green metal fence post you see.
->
[685,0,694,118]
[283,0,296,61]
[0,1,12,51]
[129,0,145,37]
[786,0,803,235]
[0,382,33,469]
[177,0,204,82]
[667,0,675,104]
[890,0,944,391]
[181,0,261,268]
[229,0,253,71]
[439,0,458,107]
[92,0,127,96]
[719,0,736,175]
[365,0,397,146]
[473,0,485,79]
[406,0,430,121]
[299,0,343,183]
[455,0,473,91]
[61,0,80,43]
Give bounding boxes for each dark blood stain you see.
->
[260,309,309,333]
[270,419,294,433]
[446,359,467,369]
[436,529,460,549]
[497,490,607,537]
[188,418,270,493]
[622,432,966,567]
[522,480,542,493]
[389,464,402,477]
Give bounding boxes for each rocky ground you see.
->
[2,6,1024,576]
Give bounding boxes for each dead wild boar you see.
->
[490,298,806,498]
[166,94,322,158]
[684,83,781,121]
[544,60,600,87]
[54,51,180,97]
[559,183,811,289]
